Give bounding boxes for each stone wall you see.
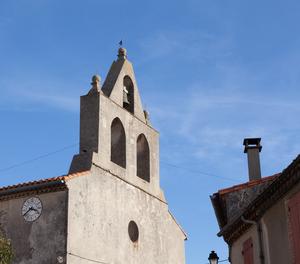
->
[0,191,68,264]
[66,166,186,264]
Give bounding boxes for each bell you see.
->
[123,93,130,105]
[123,87,130,105]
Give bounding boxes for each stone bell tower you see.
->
[69,47,163,200]
[67,47,186,264]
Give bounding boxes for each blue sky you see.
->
[1,0,300,263]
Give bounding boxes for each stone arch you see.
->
[111,118,126,168]
[136,134,150,182]
[123,75,134,114]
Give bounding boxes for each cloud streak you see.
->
[17,89,79,112]
[137,30,300,179]
[150,85,300,180]
[138,30,233,64]
[0,77,79,112]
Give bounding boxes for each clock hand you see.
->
[23,207,33,216]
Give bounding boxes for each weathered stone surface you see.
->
[66,166,186,264]
[67,50,186,263]
[0,191,67,264]
[225,181,273,222]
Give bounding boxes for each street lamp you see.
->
[208,250,219,264]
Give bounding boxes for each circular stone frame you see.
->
[128,221,139,242]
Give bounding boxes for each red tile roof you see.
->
[218,155,300,244]
[218,173,280,196]
[0,171,89,192]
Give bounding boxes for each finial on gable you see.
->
[144,110,150,125]
[118,47,127,60]
[88,75,101,94]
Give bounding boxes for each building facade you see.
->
[211,138,300,264]
[0,48,186,264]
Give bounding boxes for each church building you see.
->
[0,48,187,264]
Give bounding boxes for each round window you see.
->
[128,221,139,242]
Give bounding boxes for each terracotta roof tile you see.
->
[218,173,280,196]
[218,154,300,243]
[0,170,90,193]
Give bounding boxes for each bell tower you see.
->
[67,47,186,264]
[69,47,163,200]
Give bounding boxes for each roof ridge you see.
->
[218,154,300,243]
[217,173,280,195]
[0,170,90,192]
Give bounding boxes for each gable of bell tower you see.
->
[69,47,164,201]
[102,47,146,122]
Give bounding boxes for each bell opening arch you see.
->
[123,75,134,114]
[111,117,126,168]
[136,133,150,182]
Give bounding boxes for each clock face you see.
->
[22,197,43,222]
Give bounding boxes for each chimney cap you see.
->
[243,138,262,153]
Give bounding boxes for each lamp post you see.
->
[208,250,219,264]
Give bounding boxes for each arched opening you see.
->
[123,76,134,114]
[136,134,150,182]
[111,118,126,168]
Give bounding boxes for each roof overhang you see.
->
[218,155,300,244]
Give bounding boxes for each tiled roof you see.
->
[211,173,280,230]
[0,176,64,192]
[63,170,90,181]
[0,171,90,200]
[218,154,300,244]
[217,174,280,196]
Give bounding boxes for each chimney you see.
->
[243,138,262,181]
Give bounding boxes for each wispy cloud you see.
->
[138,30,233,63]
[150,83,300,179]
[17,89,79,112]
[138,30,300,177]
[0,77,79,112]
